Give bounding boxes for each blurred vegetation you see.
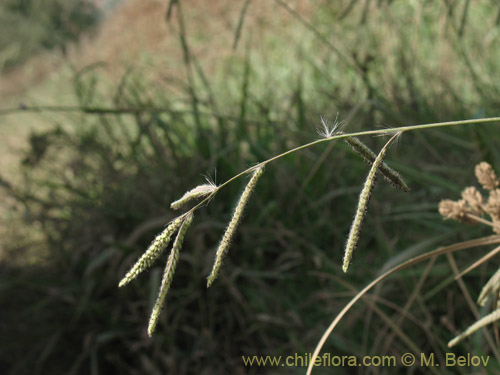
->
[1,0,500,374]
[0,0,101,71]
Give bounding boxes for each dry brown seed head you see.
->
[475,162,499,190]
[461,186,483,216]
[486,189,500,217]
[439,199,466,221]
[438,198,478,223]
[486,189,500,233]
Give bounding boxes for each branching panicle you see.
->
[117,118,500,340]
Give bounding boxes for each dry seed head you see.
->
[170,184,217,210]
[475,162,499,191]
[342,133,401,273]
[477,266,500,307]
[438,199,460,220]
[486,189,500,218]
[339,132,410,192]
[148,213,193,336]
[439,162,500,233]
[485,189,500,233]
[448,308,500,348]
[207,166,264,287]
[438,199,475,222]
[119,216,184,287]
[461,186,483,216]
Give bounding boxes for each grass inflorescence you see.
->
[340,132,410,192]
[118,117,500,335]
[148,213,193,336]
[342,131,402,273]
[3,2,500,373]
[207,165,264,287]
[118,216,185,287]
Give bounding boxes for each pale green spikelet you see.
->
[170,183,217,210]
[148,213,193,336]
[207,166,264,287]
[119,216,184,287]
[338,131,410,192]
[448,308,500,347]
[343,133,401,273]
[477,267,500,306]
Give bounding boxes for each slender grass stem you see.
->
[184,117,500,217]
[306,234,500,375]
[465,213,496,227]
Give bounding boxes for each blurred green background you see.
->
[1,0,500,374]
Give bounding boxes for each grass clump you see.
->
[3,1,500,374]
[0,0,101,71]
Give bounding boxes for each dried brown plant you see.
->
[438,161,500,347]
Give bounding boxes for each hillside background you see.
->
[1,1,500,374]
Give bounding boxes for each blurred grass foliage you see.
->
[1,0,500,374]
[0,0,100,71]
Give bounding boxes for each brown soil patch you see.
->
[0,0,312,100]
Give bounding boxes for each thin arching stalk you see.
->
[306,235,500,375]
[184,117,500,218]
